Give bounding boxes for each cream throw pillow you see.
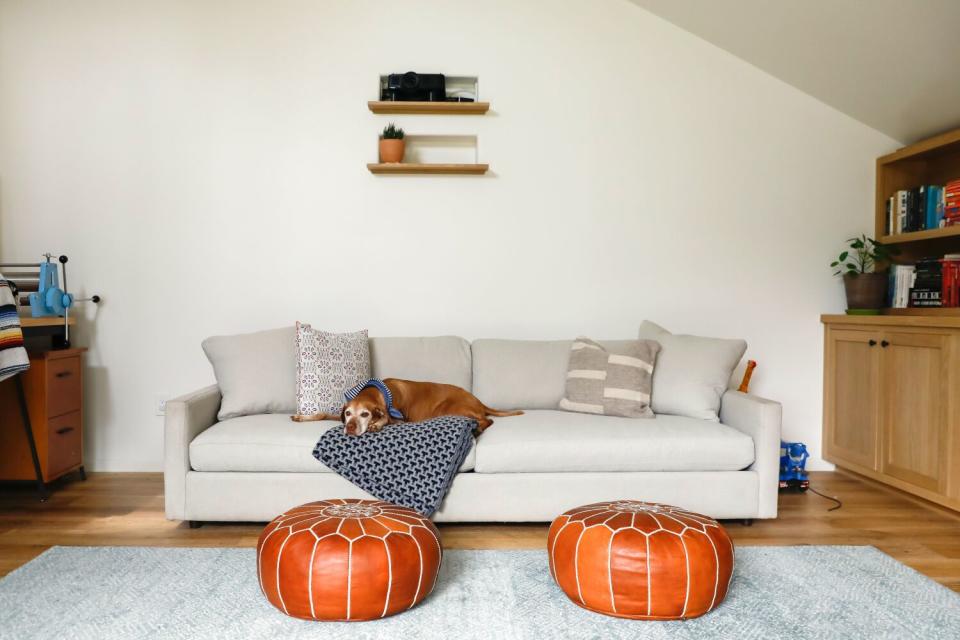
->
[559,337,660,418]
[202,326,298,421]
[637,320,747,421]
[295,322,370,417]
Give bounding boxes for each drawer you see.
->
[47,411,82,478]
[46,356,81,418]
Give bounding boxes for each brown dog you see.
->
[291,378,522,435]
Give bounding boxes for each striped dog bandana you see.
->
[344,378,405,420]
[0,278,29,382]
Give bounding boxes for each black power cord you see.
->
[807,486,843,511]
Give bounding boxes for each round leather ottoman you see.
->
[548,500,734,620]
[257,499,442,621]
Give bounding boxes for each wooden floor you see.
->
[1,470,959,592]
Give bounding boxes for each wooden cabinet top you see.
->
[821,314,960,329]
[27,347,87,361]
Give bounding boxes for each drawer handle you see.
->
[868,339,877,346]
[55,426,75,435]
[881,340,890,348]
[55,371,72,379]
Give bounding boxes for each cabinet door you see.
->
[879,331,949,493]
[824,328,881,470]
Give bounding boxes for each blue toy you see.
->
[779,441,810,491]
[28,254,74,317]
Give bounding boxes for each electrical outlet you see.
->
[154,393,168,416]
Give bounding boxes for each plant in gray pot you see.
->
[831,234,897,314]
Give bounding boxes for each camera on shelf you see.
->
[381,71,447,102]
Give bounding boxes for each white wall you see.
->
[0,0,898,471]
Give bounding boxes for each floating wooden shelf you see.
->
[878,225,960,245]
[19,316,76,328]
[880,307,960,317]
[368,101,489,115]
[367,163,489,175]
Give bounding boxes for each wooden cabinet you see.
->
[823,316,960,511]
[0,348,86,483]
[824,329,882,470]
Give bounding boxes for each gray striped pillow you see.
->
[559,337,660,418]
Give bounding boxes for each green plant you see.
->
[830,234,897,276]
[382,123,404,140]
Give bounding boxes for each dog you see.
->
[291,378,523,435]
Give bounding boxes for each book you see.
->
[896,190,908,234]
[943,255,960,307]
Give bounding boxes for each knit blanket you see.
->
[313,416,476,517]
[0,279,29,383]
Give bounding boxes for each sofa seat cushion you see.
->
[473,410,753,473]
[190,414,476,473]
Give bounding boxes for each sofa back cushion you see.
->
[471,339,639,409]
[637,320,747,421]
[369,336,472,391]
[202,326,297,420]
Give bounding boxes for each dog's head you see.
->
[341,387,389,436]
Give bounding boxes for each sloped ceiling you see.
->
[630,0,960,144]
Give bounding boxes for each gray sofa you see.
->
[164,336,781,524]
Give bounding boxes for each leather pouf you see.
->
[548,500,734,620]
[257,499,442,621]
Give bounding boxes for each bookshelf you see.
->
[875,126,960,315]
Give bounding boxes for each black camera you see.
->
[382,71,446,102]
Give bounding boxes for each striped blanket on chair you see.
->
[0,278,29,382]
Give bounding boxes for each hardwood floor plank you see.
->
[1,471,958,592]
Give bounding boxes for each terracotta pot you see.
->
[843,272,887,311]
[379,138,405,163]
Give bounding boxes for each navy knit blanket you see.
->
[313,416,476,517]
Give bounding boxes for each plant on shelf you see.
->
[379,123,405,164]
[830,234,898,314]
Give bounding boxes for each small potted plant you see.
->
[831,234,897,314]
[379,123,405,163]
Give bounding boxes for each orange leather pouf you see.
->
[257,499,442,621]
[548,500,734,620]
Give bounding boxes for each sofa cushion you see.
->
[473,410,754,473]
[369,336,472,391]
[202,326,297,420]
[189,413,476,473]
[471,339,641,410]
[637,320,747,421]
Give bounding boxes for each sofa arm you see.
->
[719,390,782,518]
[163,385,221,520]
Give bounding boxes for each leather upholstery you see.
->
[257,499,442,621]
[548,500,734,619]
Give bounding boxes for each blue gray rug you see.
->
[0,546,958,639]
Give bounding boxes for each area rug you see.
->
[1,546,958,639]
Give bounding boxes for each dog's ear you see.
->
[372,407,385,421]
[339,405,347,423]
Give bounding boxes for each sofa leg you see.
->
[188,520,202,529]
[741,518,754,526]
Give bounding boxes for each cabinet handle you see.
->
[55,426,75,435]
[55,371,72,378]
[881,340,890,348]
[868,339,877,346]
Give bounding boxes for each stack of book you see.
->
[890,254,960,308]
[888,264,916,308]
[909,258,943,307]
[885,183,950,234]
[946,179,960,227]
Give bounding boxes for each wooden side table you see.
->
[0,348,86,498]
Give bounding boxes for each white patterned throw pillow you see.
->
[295,322,370,417]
